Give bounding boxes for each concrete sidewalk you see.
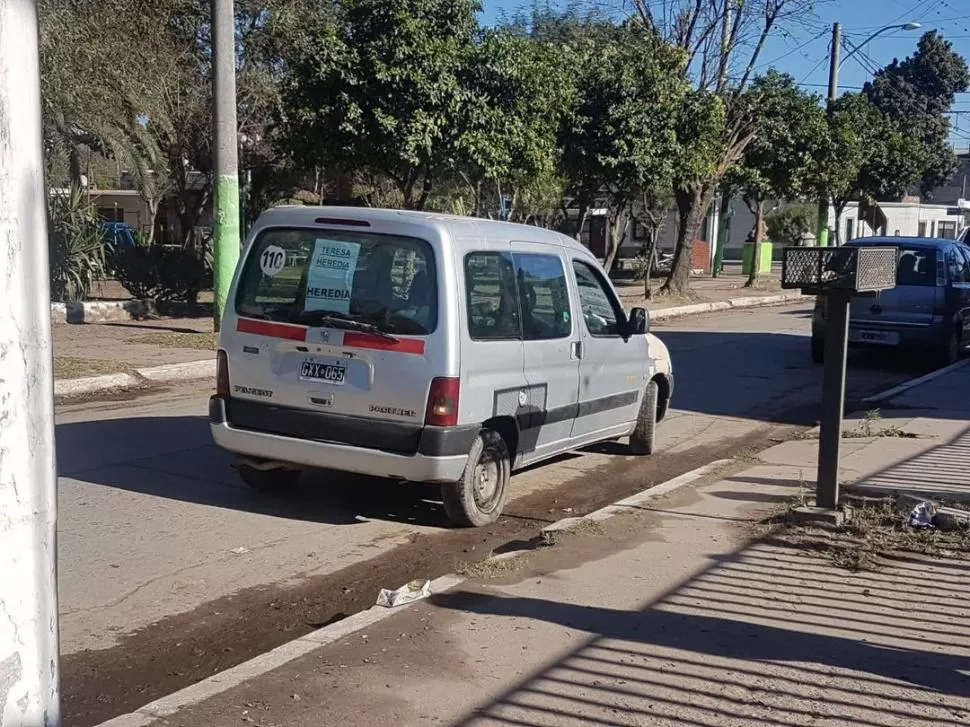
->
[104,364,970,727]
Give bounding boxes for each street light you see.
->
[838,22,922,74]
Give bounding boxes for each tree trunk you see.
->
[602,207,629,274]
[744,196,765,288]
[145,196,160,246]
[833,199,847,246]
[643,227,658,300]
[662,184,715,296]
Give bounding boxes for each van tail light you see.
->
[815,296,825,319]
[425,377,460,427]
[934,304,947,316]
[216,350,230,398]
[937,259,947,287]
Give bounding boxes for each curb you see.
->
[649,291,804,322]
[57,293,805,400]
[861,358,970,405]
[94,460,729,727]
[54,358,215,399]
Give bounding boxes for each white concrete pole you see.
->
[0,0,62,725]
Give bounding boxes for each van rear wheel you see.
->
[238,463,302,493]
[629,380,658,455]
[442,429,510,527]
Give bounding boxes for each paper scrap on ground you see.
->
[305,239,361,314]
[908,500,938,529]
[376,579,432,608]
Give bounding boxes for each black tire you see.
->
[811,335,824,364]
[442,429,511,527]
[629,380,658,455]
[238,464,302,493]
[938,327,963,368]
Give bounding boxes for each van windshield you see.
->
[235,228,437,335]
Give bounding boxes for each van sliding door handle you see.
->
[571,341,585,359]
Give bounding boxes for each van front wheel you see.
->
[629,380,659,455]
[442,429,511,527]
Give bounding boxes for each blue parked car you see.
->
[811,236,970,366]
[101,221,138,249]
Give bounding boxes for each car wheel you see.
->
[629,380,659,455]
[811,335,824,364]
[442,429,511,527]
[939,327,963,367]
[238,463,302,493]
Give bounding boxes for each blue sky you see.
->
[480,1,970,149]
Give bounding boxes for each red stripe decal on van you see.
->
[236,318,308,341]
[343,332,426,355]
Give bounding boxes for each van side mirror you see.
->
[626,307,648,336]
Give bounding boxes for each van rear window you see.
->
[896,248,936,286]
[235,228,437,335]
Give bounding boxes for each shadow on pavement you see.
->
[54,325,942,526]
[431,538,970,726]
[55,415,451,527]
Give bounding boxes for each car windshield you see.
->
[896,247,936,286]
[235,228,437,335]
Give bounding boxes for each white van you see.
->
[210,207,674,526]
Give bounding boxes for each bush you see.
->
[111,245,207,304]
[766,205,816,246]
[48,186,109,302]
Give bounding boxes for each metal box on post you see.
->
[780,246,898,511]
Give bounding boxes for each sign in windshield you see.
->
[235,228,437,336]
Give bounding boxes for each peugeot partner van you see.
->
[210,207,674,527]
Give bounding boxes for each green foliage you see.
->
[864,31,970,197]
[111,246,208,304]
[815,93,924,219]
[766,205,816,246]
[278,0,481,209]
[48,187,109,302]
[728,71,826,205]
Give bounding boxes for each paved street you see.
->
[56,303,927,725]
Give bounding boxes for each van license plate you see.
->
[300,360,346,384]
[850,330,899,345]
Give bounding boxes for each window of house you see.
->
[572,261,624,337]
[513,254,572,341]
[844,218,855,242]
[918,221,928,237]
[938,220,958,239]
[464,251,521,341]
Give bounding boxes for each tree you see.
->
[727,72,826,286]
[631,0,829,295]
[456,28,574,223]
[558,20,690,272]
[864,31,970,198]
[278,0,481,210]
[809,93,923,242]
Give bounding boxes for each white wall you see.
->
[828,202,966,241]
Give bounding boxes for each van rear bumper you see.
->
[209,397,470,483]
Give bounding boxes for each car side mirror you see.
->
[626,307,648,337]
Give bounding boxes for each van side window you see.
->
[464,252,521,340]
[572,261,623,337]
[512,254,571,341]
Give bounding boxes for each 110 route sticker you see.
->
[260,245,287,276]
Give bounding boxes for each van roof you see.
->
[256,205,587,253]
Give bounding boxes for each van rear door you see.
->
[226,228,441,447]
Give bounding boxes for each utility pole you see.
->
[212,0,240,332]
[0,0,61,724]
[816,22,841,248]
[712,1,734,277]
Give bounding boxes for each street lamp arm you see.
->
[839,22,921,69]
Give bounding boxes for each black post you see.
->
[816,290,851,508]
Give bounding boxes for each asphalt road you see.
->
[55,302,927,725]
